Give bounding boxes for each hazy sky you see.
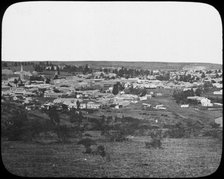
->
[2,2,222,64]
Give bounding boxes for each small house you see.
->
[181,104,189,108]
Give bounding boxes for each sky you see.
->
[2,2,222,64]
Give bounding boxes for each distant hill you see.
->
[2,61,222,71]
[51,61,222,71]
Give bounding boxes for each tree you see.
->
[140,88,147,97]
[77,138,97,153]
[76,100,80,110]
[195,88,202,96]
[3,108,29,141]
[201,73,206,78]
[45,78,51,84]
[48,106,60,125]
[145,131,162,149]
[83,64,89,74]
[2,62,8,67]
[47,106,70,142]
[203,81,213,92]
[215,72,219,78]
[112,83,119,95]
[14,78,18,87]
[51,65,54,71]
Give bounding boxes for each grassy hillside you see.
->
[2,137,221,177]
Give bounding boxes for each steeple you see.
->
[20,64,24,80]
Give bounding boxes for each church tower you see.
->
[20,64,24,80]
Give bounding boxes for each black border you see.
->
[0,1,223,179]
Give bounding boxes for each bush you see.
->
[145,139,162,149]
[1,101,71,142]
[201,122,222,140]
[2,109,30,141]
[166,122,192,138]
[202,128,222,140]
[55,125,71,143]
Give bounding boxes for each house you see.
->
[115,105,120,109]
[80,103,87,109]
[200,98,213,107]
[142,103,151,107]
[187,96,213,107]
[183,88,191,91]
[139,96,147,101]
[213,89,222,95]
[13,96,18,100]
[153,104,166,110]
[2,85,11,91]
[14,88,26,95]
[156,93,163,96]
[131,100,138,104]
[86,102,101,109]
[44,92,64,98]
[213,103,223,106]
[212,83,222,88]
[146,84,157,89]
[181,104,189,108]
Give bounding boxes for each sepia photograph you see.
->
[1,1,222,177]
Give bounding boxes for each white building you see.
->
[139,96,147,101]
[212,83,222,88]
[200,98,213,107]
[86,102,101,109]
[213,89,222,95]
[181,104,189,108]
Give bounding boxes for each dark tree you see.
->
[201,73,206,78]
[45,78,51,84]
[50,65,53,71]
[195,88,202,96]
[14,78,18,86]
[83,64,90,74]
[76,100,80,110]
[112,83,119,95]
[48,106,60,125]
[2,62,8,67]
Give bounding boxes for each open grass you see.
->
[2,136,222,177]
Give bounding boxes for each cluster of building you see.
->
[1,64,223,112]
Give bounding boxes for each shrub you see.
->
[55,125,71,143]
[145,139,162,149]
[2,109,30,141]
[166,122,188,138]
[145,129,163,149]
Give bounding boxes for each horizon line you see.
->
[1,60,222,65]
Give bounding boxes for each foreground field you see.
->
[2,137,222,177]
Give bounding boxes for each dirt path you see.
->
[152,97,219,122]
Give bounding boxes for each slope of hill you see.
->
[50,61,222,71]
[2,61,222,71]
